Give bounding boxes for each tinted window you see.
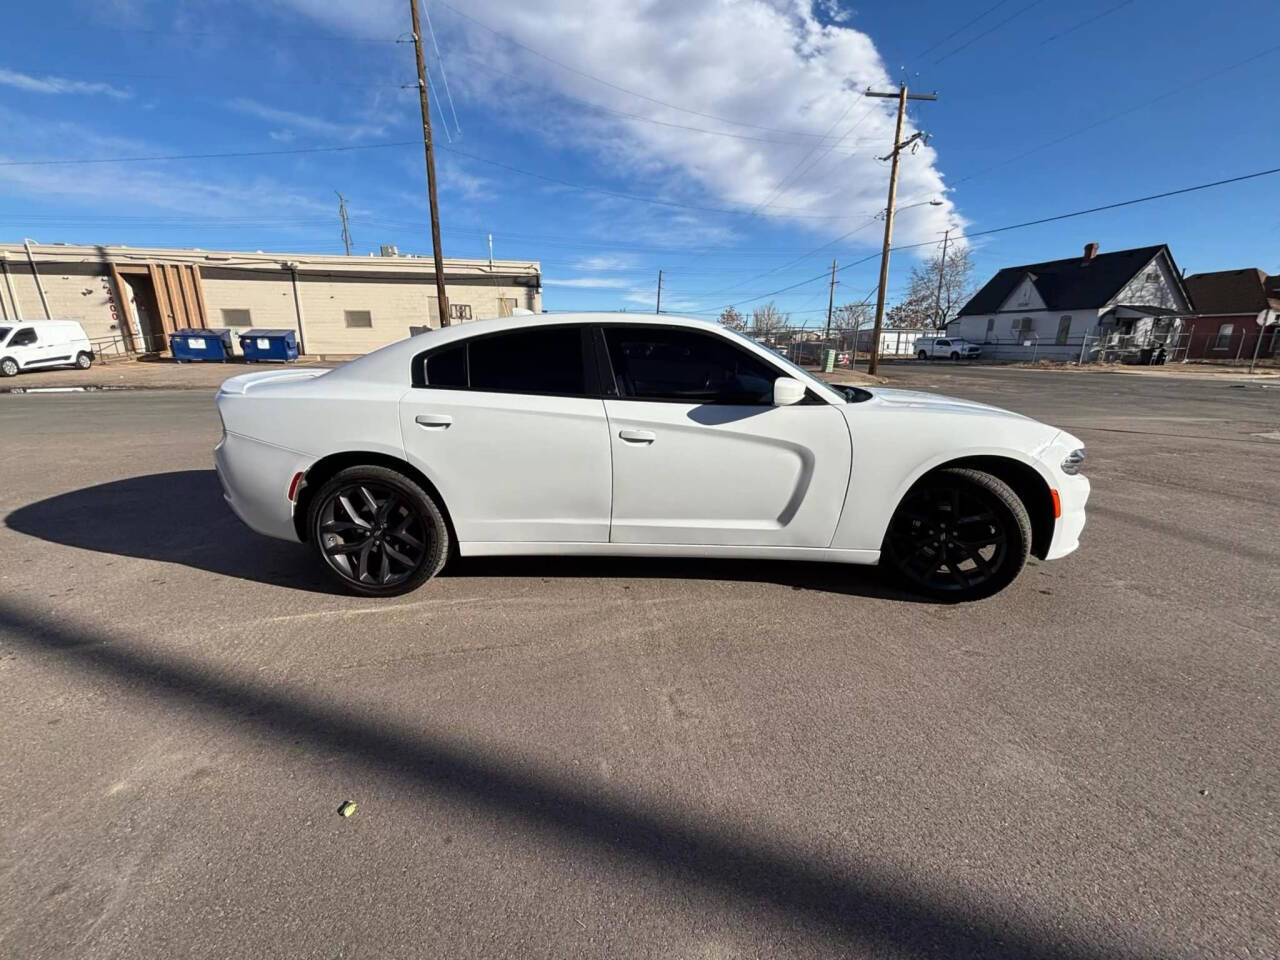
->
[9,327,37,347]
[0,327,10,343]
[603,327,779,404]
[425,343,467,387]
[468,326,586,395]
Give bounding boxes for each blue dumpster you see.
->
[170,327,235,362]
[239,328,299,363]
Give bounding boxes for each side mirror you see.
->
[773,376,806,406]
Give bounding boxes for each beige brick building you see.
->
[0,242,541,356]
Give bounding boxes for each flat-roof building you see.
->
[0,242,541,356]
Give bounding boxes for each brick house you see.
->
[1182,269,1280,362]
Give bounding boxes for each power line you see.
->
[0,140,421,167]
[420,0,461,136]
[1039,0,1136,45]
[912,1,1010,60]
[952,41,1280,186]
[933,0,1051,64]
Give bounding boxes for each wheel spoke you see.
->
[383,542,414,566]
[359,486,379,516]
[337,494,371,529]
[325,536,370,556]
[391,520,423,549]
[356,540,373,581]
[321,520,366,535]
[379,546,391,583]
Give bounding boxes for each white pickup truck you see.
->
[916,336,981,361]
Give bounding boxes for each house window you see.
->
[345,310,373,328]
[1213,322,1234,350]
[498,297,518,318]
[221,308,251,327]
[449,303,473,322]
[984,317,995,342]
[1013,316,1034,336]
[1056,315,1072,345]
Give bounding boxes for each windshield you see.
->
[720,326,845,402]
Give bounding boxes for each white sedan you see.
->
[214,313,1088,601]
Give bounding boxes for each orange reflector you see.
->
[287,471,305,502]
[1050,489,1061,518]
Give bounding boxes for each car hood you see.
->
[864,387,1028,420]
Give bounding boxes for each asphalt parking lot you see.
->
[1,365,1277,959]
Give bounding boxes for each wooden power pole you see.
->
[655,269,663,314]
[823,257,838,345]
[409,0,450,326]
[865,85,937,374]
[932,227,950,329]
[335,192,352,256]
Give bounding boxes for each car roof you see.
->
[325,312,743,385]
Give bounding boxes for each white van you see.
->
[0,321,94,377]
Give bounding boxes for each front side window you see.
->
[416,326,587,396]
[937,339,950,347]
[9,327,37,347]
[603,326,779,404]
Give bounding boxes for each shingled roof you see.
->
[957,244,1177,316]
[1184,268,1279,315]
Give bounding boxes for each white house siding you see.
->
[947,309,1106,362]
[1111,255,1187,312]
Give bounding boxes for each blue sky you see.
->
[1,0,1277,324]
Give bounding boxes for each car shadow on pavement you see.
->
[0,596,1140,960]
[6,470,932,602]
[4,470,338,595]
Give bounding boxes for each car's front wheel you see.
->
[307,465,449,596]
[882,467,1031,601]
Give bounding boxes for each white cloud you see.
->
[436,0,962,250]
[574,254,637,271]
[0,67,131,100]
[228,97,386,141]
[544,276,635,289]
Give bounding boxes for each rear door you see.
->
[599,324,851,548]
[399,324,613,545]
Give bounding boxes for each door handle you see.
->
[618,429,655,444]
[415,414,453,429]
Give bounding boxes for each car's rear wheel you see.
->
[883,467,1031,601]
[76,352,93,370]
[308,465,448,597]
[950,351,960,360]
[0,358,17,377]
[917,350,928,361]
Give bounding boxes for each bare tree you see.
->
[718,305,747,331]
[831,300,872,347]
[751,301,789,337]
[903,242,975,329]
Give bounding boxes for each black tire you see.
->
[882,467,1031,601]
[75,352,93,370]
[917,350,928,361]
[0,358,17,378]
[307,465,449,597]
[950,351,961,361]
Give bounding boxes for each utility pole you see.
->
[655,269,663,314]
[932,227,950,330]
[335,192,352,256]
[408,0,450,326]
[823,257,838,345]
[865,85,937,375]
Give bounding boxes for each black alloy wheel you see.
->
[883,467,1031,601]
[308,466,448,596]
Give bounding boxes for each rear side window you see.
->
[416,326,588,396]
[425,344,466,387]
[603,326,779,404]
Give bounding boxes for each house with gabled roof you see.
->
[1181,268,1279,362]
[947,243,1192,362]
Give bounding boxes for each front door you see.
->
[600,325,852,547]
[399,324,613,545]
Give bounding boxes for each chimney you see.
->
[1083,242,1099,261]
